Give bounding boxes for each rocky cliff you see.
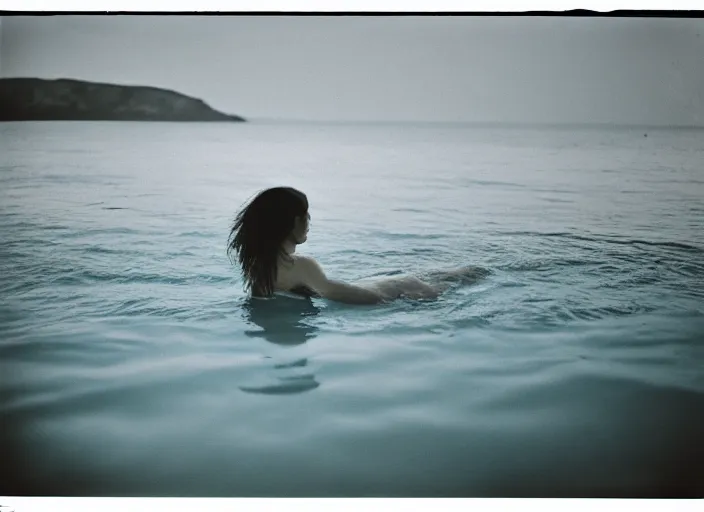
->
[0,78,246,122]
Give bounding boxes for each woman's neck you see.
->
[281,239,297,255]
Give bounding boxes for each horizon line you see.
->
[246,118,704,129]
[3,77,701,130]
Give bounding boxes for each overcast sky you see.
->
[1,15,703,125]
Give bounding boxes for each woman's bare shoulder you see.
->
[291,254,320,269]
[278,254,318,285]
[289,255,328,286]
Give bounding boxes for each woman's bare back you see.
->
[274,255,309,293]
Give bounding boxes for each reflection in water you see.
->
[243,294,321,346]
[240,295,322,395]
[239,374,320,395]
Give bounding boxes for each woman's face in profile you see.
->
[292,213,310,244]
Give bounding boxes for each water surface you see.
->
[1,121,703,497]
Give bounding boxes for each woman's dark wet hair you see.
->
[227,187,309,297]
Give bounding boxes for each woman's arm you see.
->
[296,256,389,305]
[358,275,444,300]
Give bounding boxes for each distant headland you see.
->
[0,78,246,122]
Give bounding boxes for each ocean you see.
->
[1,121,703,497]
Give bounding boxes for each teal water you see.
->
[1,121,703,497]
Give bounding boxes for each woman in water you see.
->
[227,187,487,304]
